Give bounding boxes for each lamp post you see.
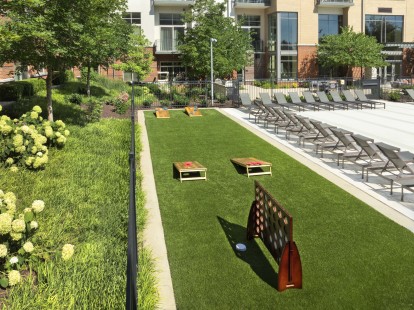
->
[210,38,217,107]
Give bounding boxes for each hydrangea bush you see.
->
[0,189,74,288]
[0,105,70,171]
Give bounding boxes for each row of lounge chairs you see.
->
[240,90,385,113]
[239,99,414,201]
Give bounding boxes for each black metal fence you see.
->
[126,83,137,310]
[134,76,414,109]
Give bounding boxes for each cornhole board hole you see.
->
[231,157,272,177]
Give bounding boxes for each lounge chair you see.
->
[239,93,265,122]
[295,116,320,146]
[330,128,363,166]
[354,89,386,109]
[302,91,325,111]
[271,108,294,134]
[341,90,363,109]
[288,92,312,111]
[350,134,392,180]
[273,92,293,110]
[329,90,359,110]
[309,120,341,157]
[284,112,305,139]
[316,91,346,110]
[405,89,414,101]
[259,93,278,108]
[375,142,414,201]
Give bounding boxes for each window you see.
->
[318,14,343,41]
[238,15,261,51]
[365,15,403,43]
[267,13,298,79]
[123,12,141,34]
[280,56,297,79]
[159,13,184,52]
[280,12,297,51]
[160,62,185,79]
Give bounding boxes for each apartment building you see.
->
[133,0,414,82]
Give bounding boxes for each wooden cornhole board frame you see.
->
[185,106,202,117]
[173,161,207,182]
[155,107,170,118]
[231,157,272,177]
[247,181,302,291]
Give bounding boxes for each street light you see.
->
[210,38,217,107]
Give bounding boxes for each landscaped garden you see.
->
[0,76,157,308]
[145,109,414,308]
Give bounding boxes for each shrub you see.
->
[388,90,401,102]
[0,190,75,288]
[85,98,102,123]
[0,105,70,170]
[173,94,189,106]
[80,67,99,83]
[65,93,83,105]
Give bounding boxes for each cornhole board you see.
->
[185,106,202,117]
[173,161,207,182]
[155,108,170,118]
[231,157,272,177]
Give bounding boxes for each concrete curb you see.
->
[138,110,177,310]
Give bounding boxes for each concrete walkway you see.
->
[138,110,176,310]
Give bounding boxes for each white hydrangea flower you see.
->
[23,241,34,253]
[9,256,18,264]
[0,244,8,257]
[8,270,21,286]
[62,244,75,261]
[30,221,39,229]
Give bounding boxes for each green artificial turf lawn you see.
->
[145,109,414,309]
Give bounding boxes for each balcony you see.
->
[154,39,181,54]
[152,0,194,6]
[233,0,270,9]
[316,0,354,8]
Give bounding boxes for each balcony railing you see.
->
[316,0,354,7]
[154,39,181,54]
[152,0,194,6]
[233,0,270,8]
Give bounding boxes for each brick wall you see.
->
[0,63,15,80]
[297,46,318,79]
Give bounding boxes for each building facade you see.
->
[135,0,414,82]
[1,1,413,83]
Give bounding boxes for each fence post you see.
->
[126,80,138,310]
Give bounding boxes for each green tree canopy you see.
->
[111,32,153,82]
[0,0,130,120]
[317,26,388,78]
[178,0,252,79]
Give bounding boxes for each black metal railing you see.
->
[126,82,137,310]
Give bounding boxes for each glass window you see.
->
[280,55,297,79]
[239,15,261,51]
[122,12,141,25]
[280,12,297,51]
[365,15,403,43]
[318,14,343,41]
[268,13,277,52]
[159,13,184,52]
[159,13,184,26]
[160,62,185,78]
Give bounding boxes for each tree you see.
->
[111,32,153,82]
[0,0,129,120]
[317,26,388,78]
[76,0,130,97]
[178,0,252,79]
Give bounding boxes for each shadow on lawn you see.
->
[217,216,279,289]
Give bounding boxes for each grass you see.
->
[1,94,158,307]
[145,109,414,309]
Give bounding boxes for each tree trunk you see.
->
[86,63,91,97]
[46,68,54,122]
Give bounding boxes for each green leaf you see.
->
[0,277,9,289]
[24,211,34,222]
